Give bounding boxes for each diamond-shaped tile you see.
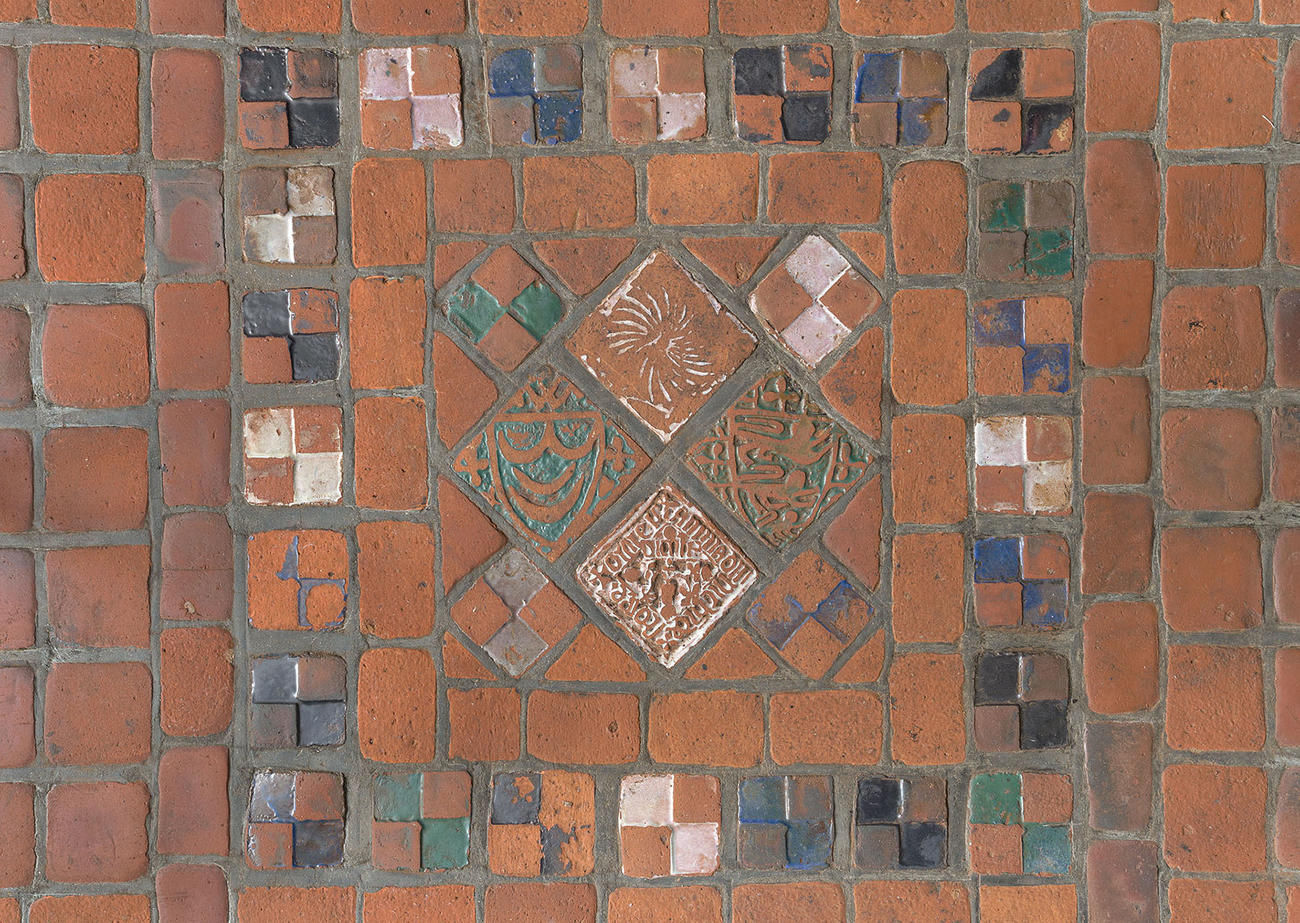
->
[686,369,870,549]
[452,366,648,560]
[749,236,881,367]
[568,250,756,441]
[444,247,565,371]
[577,482,757,668]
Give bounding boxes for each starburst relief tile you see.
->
[453,367,648,561]
[577,482,757,668]
[686,369,870,550]
[567,250,756,442]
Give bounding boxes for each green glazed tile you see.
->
[510,282,564,340]
[1025,228,1072,278]
[982,182,1026,232]
[420,817,471,869]
[1022,823,1071,875]
[448,282,506,342]
[969,772,1021,825]
[374,772,423,822]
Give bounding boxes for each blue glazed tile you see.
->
[536,92,582,143]
[855,52,900,102]
[491,773,541,824]
[899,98,943,146]
[974,299,1025,347]
[787,776,833,821]
[856,778,903,824]
[739,776,786,823]
[1022,823,1071,875]
[899,821,946,868]
[490,48,535,97]
[297,700,345,746]
[293,819,345,867]
[1023,579,1067,628]
[785,819,833,870]
[974,537,1022,584]
[1022,343,1071,394]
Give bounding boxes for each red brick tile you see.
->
[890,532,963,644]
[353,158,426,267]
[1164,164,1266,269]
[0,175,22,280]
[50,0,134,25]
[447,686,520,760]
[1168,39,1277,149]
[161,512,231,621]
[46,781,149,882]
[235,0,340,32]
[160,627,233,737]
[432,159,514,234]
[719,0,825,32]
[822,477,882,590]
[1280,165,1300,267]
[608,887,722,923]
[0,550,34,650]
[770,689,882,765]
[437,477,505,588]
[1087,841,1157,923]
[355,395,428,510]
[359,647,437,762]
[1167,645,1264,752]
[155,282,231,390]
[1164,764,1266,872]
[1275,407,1300,502]
[1085,139,1158,256]
[648,691,762,766]
[152,48,224,161]
[852,883,969,922]
[158,746,229,856]
[352,0,464,32]
[889,653,964,765]
[527,691,640,764]
[0,665,33,767]
[0,306,28,408]
[532,237,636,295]
[358,520,436,638]
[1161,527,1262,632]
[484,884,595,923]
[1277,529,1300,625]
[0,430,30,534]
[1161,408,1262,510]
[891,289,966,406]
[602,0,706,35]
[840,0,953,35]
[892,414,967,524]
[1080,376,1149,486]
[1172,0,1252,17]
[1278,649,1300,747]
[158,865,228,923]
[237,888,356,923]
[1082,492,1153,594]
[363,887,474,923]
[43,427,147,531]
[0,48,16,149]
[31,896,150,923]
[350,276,425,389]
[44,661,150,764]
[684,628,777,680]
[822,327,883,440]
[46,545,150,648]
[978,886,1075,923]
[547,625,645,682]
[1083,602,1158,715]
[159,399,231,507]
[1086,721,1153,832]
[478,0,585,33]
[891,162,966,275]
[42,303,148,408]
[150,0,222,32]
[431,334,496,447]
[1086,20,1160,132]
[36,174,145,282]
[1160,286,1265,392]
[769,152,882,225]
[1169,879,1276,923]
[0,783,33,887]
[29,45,138,154]
[733,884,845,923]
[1082,260,1153,369]
[647,153,759,225]
[523,156,636,231]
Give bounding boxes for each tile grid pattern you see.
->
[0,0,1295,920]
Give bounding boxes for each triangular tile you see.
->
[683,235,779,286]
[546,624,646,682]
[839,230,887,279]
[435,241,486,290]
[437,477,506,590]
[432,333,498,448]
[835,628,885,684]
[533,237,637,295]
[443,632,495,679]
[684,628,777,680]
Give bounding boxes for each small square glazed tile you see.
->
[974,414,1073,515]
[443,246,565,371]
[977,180,1075,281]
[609,47,706,143]
[854,776,948,870]
[242,407,343,506]
[240,167,336,266]
[250,654,346,748]
[738,776,834,870]
[488,771,594,876]
[360,46,463,150]
[974,297,1073,395]
[974,534,1069,629]
[851,50,948,147]
[373,771,471,871]
[241,289,339,384]
[750,236,881,367]
[577,483,757,668]
[733,45,832,144]
[239,48,340,150]
[619,774,721,877]
[450,548,582,676]
[246,770,345,869]
[969,771,1072,875]
[974,652,1070,751]
[967,48,1074,155]
[487,45,582,145]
